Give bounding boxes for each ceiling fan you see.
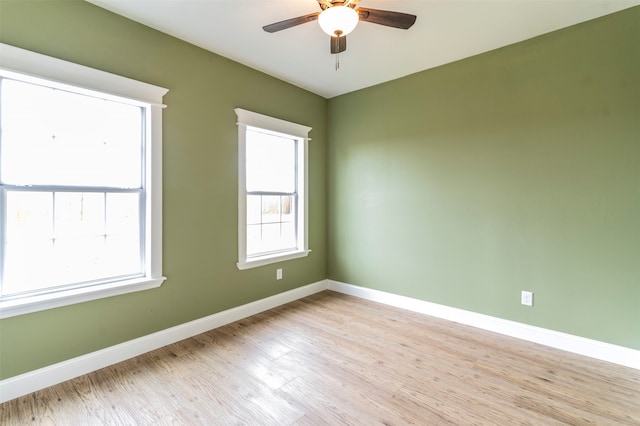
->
[263,0,417,55]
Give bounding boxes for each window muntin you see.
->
[236,108,310,270]
[0,43,167,318]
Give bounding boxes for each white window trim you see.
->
[0,43,168,319]
[235,108,311,270]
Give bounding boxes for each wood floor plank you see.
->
[1,290,639,425]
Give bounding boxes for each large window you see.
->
[0,43,167,318]
[235,109,311,270]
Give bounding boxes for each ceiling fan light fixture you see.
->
[318,6,359,37]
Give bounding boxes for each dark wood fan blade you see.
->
[330,36,347,54]
[263,12,320,33]
[357,8,416,29]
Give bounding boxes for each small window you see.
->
[236,109,311,270]
[0,43,168,318]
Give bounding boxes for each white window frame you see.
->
[0,43,168,319]
[235,108,311,270]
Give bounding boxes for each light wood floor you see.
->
[1,291,639,425]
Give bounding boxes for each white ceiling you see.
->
[86,0,639,99]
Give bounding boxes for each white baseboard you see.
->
[328,280,640,370]
[0,280,327,404]
[3,278,637,404]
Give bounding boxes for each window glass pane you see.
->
[104,193,141,277]
[3,238,55,296]
[247,195,262,226]
[261,195,281,224]
[5,191,53,243]
[106,193,140,236]
[245,129,296,193]
[261,223,282,249]
[246,224,263,257]
[4,191,55,295]
[281,222,296,243]
[281,195,294,223]
[0,79,142,188]
[104,235,141,277]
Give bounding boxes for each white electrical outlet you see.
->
[276,268,283,280]
[521,291,533,307]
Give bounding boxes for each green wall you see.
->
[327,7,640,349]
[0,0,327,379]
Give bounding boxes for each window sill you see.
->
[0,276,166,319]
[237,250,310,270]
